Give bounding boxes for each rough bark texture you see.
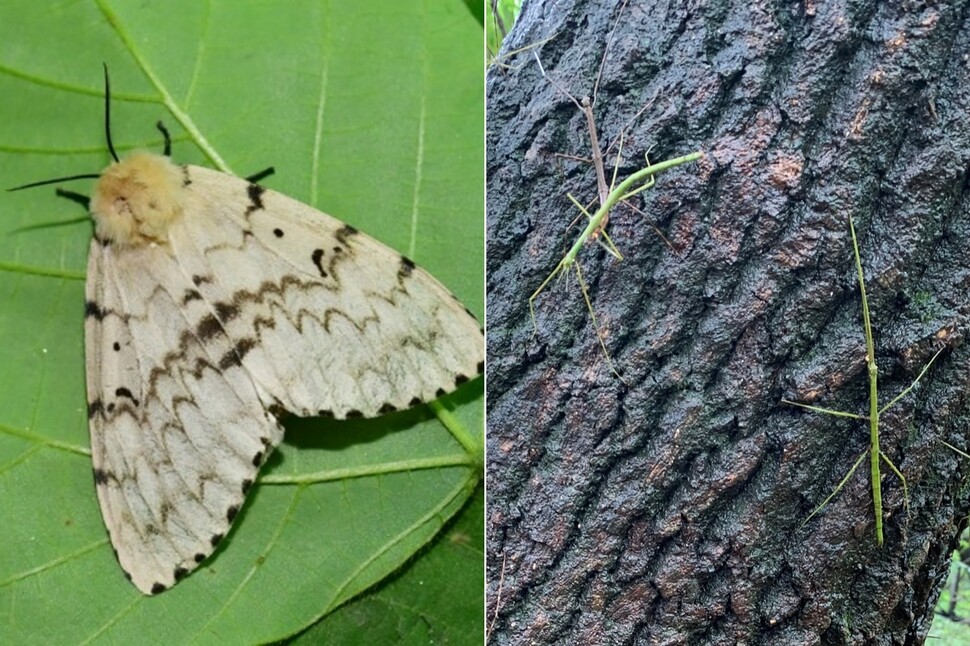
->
[486,1,970,644]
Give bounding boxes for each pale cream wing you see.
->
[85,238,284,595]
[167,165,484,420]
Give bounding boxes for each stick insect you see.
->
[784,215,946,545]
[526,17,702,377]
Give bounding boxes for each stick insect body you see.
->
[784,215,945,545]
[527,39,702,377]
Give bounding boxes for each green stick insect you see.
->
[526,50,702,377]
[528,151,702,372]
[784,215,946,545]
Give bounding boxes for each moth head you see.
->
[91,152,184,247]
[7,65,185,248]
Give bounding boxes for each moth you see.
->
[11,68,484,595]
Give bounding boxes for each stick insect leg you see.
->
[574,262,624,382]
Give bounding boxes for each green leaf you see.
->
[291,486,484,645]
[0,1,483,643]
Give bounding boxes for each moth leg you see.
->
[55,188,91,211]
[245,167,275,184]
[156,121,172,157]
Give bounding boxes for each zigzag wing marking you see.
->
[170,165,485,420]
[85,238,283,595]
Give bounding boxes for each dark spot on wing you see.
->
[345,409,363,419]
[93,468,111,485]
[408,397,422,408]
[107,402,116,413]
[182,289,202,304]
[196,314,222,340]
[336,225,358,243]
[378,403,397,414]
[194,553,206,564]
[252,451,264,467]
[311,249,327,277]
[115,387,139,406]
[273,228,284,238]
[245,183,266,216]
[210,533,223,547]
[317,409,334,418]
[85,300,106,320]
[227,505,239,523]
[435,388,446,398]
[253,314,277,332]
[174,567,188,581]
[180,165,191,187]
[476,361,484,374]
[151,582,167,595]
[88,399,104,419]
[455,374,469,387]
[214,301,240,322]
[192,274,210,287]
[112,342,121,352]
[267,401,286,420]
[242,479,253,494]
[398,256,415,279]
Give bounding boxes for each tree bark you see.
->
[486,0,970,644]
